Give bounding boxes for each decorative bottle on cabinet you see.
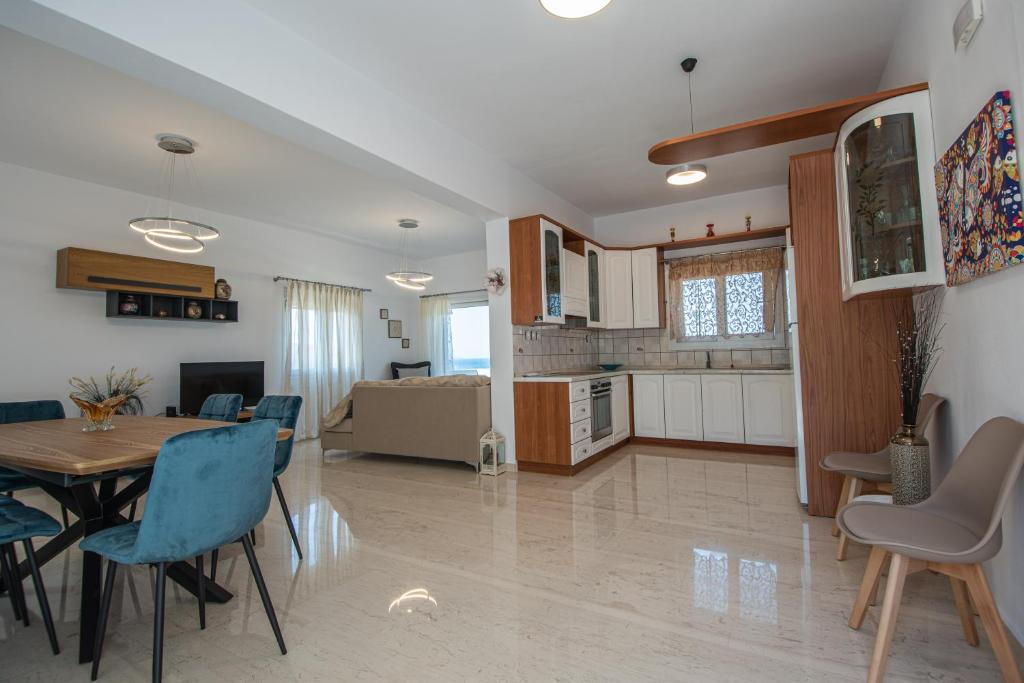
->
[834,90,944,300]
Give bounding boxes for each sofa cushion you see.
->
[324,417,353,434]
[396,366,430,378]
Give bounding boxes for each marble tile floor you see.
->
[1,441,1017,681]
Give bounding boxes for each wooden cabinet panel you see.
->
[605,250,634,329]
[632,374,665,438]
[630,248,660,328]
[742,374,795,446]
[509,217,543,326]
[611,375,630,443]
[664,374,703,440]
[56,247,215,298]
[513,382,570,465]
[700,375,745,443]
[790,150,911,516]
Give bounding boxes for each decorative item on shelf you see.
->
[479,429,507,476]
[214,278,232,300]
[388,320,403,338]
[386,219,434,291]
[935,90,1023,286]
[402,338,410,349]
[745,215,752,232]
[129,135,220,254]
[119,294,140,315]
[483,267,506,294]
[69,367,152,431]
[705,223,715,237]
[890,289,944,505]
[669,226,676,242]
[186,300,203,319]
[156,309,169,317]
[379,308,389,319]
[213,312,227,320]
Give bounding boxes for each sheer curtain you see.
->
[420,294,453,376]
[281,279,363,440]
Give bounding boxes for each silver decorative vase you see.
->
[890,424,930,505]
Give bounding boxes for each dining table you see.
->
[0,415,293,664]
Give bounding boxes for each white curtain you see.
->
[281,279,363,440]
[419,295,453,376]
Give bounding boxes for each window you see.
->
[450,298,490,376]
[669,248,784,347]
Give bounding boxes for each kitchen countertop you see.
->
[513,367,793,382]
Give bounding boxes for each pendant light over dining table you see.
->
[129,135,220,254]
[386,219,434,291]
[665,57,709,186]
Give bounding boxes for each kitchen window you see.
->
[669,247,784,348]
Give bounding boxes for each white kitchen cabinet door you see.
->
[700,375,745,443]
[664,374,703,440]
[604,250,634,329]
[585,242,607,328]
[630,248,660,328]
[538,219,565,324]
[562,249,588,317]
[742,374,795,446]
[631,374,665,438]
[611,375,630,443]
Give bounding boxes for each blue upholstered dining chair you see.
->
[254,396,303,558]
[197,393,243,423]
[0,400,71,527]
[0,496,62,654]
[83,420,286,683]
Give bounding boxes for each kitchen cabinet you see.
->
[538,219,566,323]
[630,248,660,328]
[604,250,634,329]
[563,249,588,318]
[835,90,943,300]
[611,375,630,443]
[631,374,665,438]
[742,374,795,446]
[585,242,606,328]
[700,375,745,443]
[664,374,703,440]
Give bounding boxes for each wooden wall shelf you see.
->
[637,225,788,252]
[105,291,238,323]
[648,83,928,166]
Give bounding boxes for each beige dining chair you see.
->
[838,416,1024,683]
[822,393,945,560]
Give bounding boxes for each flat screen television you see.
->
[179,361,264,416]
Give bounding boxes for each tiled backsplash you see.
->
[512,326,791,375]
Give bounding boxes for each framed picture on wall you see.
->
[401,338,410,349]
[379,308,389,319]
[388,320,402,338]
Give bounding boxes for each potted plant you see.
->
[890,290,944,504]
[69,367,152,431]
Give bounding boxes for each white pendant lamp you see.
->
[130,135,220,254]
[387,219,434,291]
[666,57,709,186]
[539,0,612,19]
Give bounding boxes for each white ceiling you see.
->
[244,0,909,216]
[0,27,483,258]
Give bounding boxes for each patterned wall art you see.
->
[934,90,1024,286]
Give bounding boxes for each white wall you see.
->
[880,0,1024,639]
[418,249,487,296]
[594,185,790,246]
[485,219,516,463]
[0,161,424,420]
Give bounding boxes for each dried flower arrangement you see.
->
[69,366,153,416]
[895,290,944,426]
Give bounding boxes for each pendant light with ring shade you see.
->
[665,57,709,186]
[386,219,434,291]
[129,135,220,253]
[539,0,612,19]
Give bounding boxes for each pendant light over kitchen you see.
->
[665,58,709,186]
[129,135,220,254]
[386,219,434,291]
[539,0,612,19]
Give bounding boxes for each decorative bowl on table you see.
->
[70,394,129,432]
[598,363,622,371]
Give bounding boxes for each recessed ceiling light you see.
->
[539,0,612,19]
[666,163,708,186]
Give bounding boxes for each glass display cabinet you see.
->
[538,218,565,323]
[834,90,944,300]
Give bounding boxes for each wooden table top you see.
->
[0,416,293,476]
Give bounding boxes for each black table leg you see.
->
[71,481,104,664]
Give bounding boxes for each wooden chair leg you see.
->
[832,476,851,537]
[949,577,979,646]
[867,552,910,683]
[850,546,888,630]
[962,563,1022,683]
[836,477,863,561]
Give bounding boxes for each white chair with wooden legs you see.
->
[838,416,1024,683]
[822,393,945,560]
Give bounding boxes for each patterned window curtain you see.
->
[667,247,784,341]
[419,295,454,376]
[281,280,364,440]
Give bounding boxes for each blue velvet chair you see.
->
[254,396,303,559]
[197,393,243,423]
[83,420,286,683]
[0,496,62,654]
[0,400,71,527]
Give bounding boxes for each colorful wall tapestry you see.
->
[934,90,1024,286]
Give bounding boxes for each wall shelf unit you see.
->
[105,291,239,323]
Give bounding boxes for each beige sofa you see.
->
[321,383,490,467]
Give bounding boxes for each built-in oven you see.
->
[590,379,612,442]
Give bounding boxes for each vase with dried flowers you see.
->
[890,290,944,505]
[69,367,152,431]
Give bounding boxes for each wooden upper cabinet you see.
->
[510,216,565,325]
[56,247,215,298]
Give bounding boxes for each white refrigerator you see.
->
[785,230,809,505]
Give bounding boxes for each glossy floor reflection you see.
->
[1,442,1013,681]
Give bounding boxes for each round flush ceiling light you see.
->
[539,0,612,19]
[666,163,708,186]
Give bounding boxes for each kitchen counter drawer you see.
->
[570,398,592,422]
[569,381,591,402]
[571,439,592,465]
[571,418,592,444]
